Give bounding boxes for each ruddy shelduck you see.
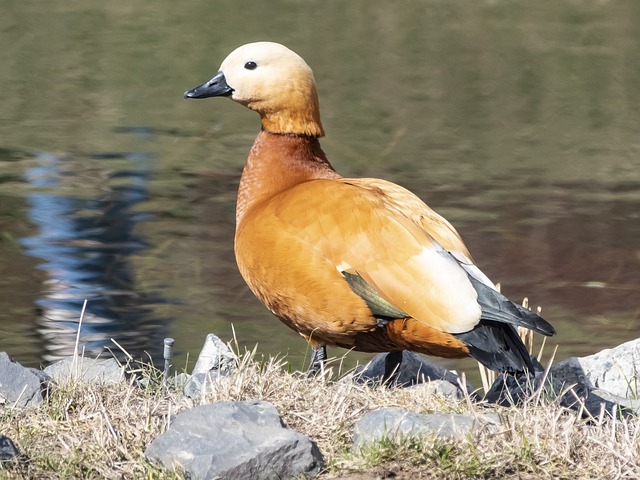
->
[185,42,555,375]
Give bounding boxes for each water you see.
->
[0,0,638,378]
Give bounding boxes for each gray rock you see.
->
[551,338,640,399]
[145,400,324,479]
[44,356,124,384]
[191,333,237,377]
[353,407,499,449]
[167,372,190,390]
[183,372,221,398]
[484,369,636,419]
[353,351,473,395]
[484,370,552,406]
[0,435,19,461]
[589,389,640,416]
[486,337,640,417]
[551,357,590,389]
[0,352,49,407]
[28,367,52,386]
[409,380,465,400]
[183,334,237,398]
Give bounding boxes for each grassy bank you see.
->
[0,352,638,479]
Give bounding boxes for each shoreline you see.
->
[1,336,639,479]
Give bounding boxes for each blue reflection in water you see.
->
[21,151,168,365]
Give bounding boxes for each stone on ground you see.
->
[353,351,473,396]
[145,400,324,479]
[44,356,124,384]
[0,435,19,461]
[183,333,238,398]
[0,352,49,407]
[551,338,640,399]
[352,407,499,450]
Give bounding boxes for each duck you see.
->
[184,41,555,376]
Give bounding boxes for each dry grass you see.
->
[1,350,639,479]
[0,362,189,479]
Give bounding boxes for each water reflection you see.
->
[21,150,168,364]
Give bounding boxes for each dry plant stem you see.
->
[71,299,88,380]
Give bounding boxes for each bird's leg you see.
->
[383,350,404,385]
[307,345,328,375]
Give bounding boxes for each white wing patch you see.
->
[410,246,482,333]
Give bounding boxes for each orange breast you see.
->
[234,194,379,348]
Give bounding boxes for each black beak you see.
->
[184,71,233,99]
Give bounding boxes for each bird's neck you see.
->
[256,79,325,137]
[259,96,325,137]
[236,131,340,227]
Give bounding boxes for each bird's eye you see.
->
[244,61,257,70]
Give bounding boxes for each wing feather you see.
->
[270,178,483,334]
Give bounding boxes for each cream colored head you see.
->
[185,42,324,137]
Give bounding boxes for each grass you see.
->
[0,348,638,479]
[0,364,184,479]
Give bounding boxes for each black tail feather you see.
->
[453,274,555,373]
[467,275,556,336]
[454,320,540,373]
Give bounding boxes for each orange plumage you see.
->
[185,42,555,373]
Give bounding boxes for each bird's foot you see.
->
[307,345,328,376]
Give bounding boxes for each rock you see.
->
[183,334,237,398]
[483,370,549,406]
[409,379,466,400]
[0,352,50,407]
[182,373,208,398]
[44,356,124,384]
[551,338,640,399]
[590,389,640,416]
[167,372,190,390]
[145,400,324,480]
[191,333,238,377]
[484,370,636,419]
[552,381,622,417]
[352,407,499,449]
[0,435,20,461]
[28,367,51,386]
[353,351,473,395]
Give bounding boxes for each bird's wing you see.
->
[269,178,484,334]
[346,178,474,261]
[345,179,555,337]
